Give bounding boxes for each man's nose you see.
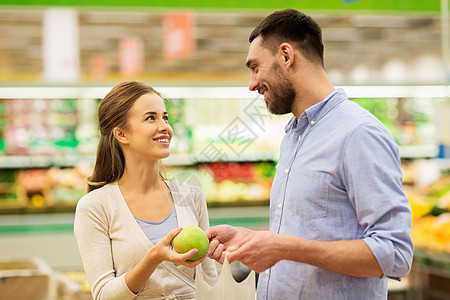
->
[249,74,259,91]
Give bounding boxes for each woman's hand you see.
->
[152,227,206,268]
[125,227,205,293]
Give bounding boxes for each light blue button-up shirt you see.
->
[257,88,414,300]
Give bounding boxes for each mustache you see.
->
[257,85,267,94]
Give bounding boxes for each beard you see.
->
[262,62,296,115]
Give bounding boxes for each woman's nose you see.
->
[158,119,170,132]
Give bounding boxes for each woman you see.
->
[74,81,217,299]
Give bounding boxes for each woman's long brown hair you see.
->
[87,81,161,192]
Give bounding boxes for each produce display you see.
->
[165,161,275,206]
[0,170,17,207]
[408,174,450,254]
[204,161,274,204]
[0,164,91,211]
[165,98,193,154]
[0,98,79,155]
[0,161,275,210]
[351,97,435,146]
[0,94,449,281]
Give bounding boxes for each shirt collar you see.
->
[284,88,347,133]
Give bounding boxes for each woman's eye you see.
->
[146,115,155,121]
[163,116,169,121]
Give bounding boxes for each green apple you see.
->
[172,225,209,261]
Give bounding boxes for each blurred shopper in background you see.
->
[207,8,413,299]
[74,81,216,299]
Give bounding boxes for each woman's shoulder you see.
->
[166,179,202,193]
[166,180,204,205]
[76,183,119,210]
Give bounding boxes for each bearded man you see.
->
[206,8,413,300]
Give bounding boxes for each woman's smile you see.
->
[153,135,170,146]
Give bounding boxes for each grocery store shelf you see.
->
[0,86,256,100]
[165,151,278,165]
[0,206,260,272]
[412,248,450,300]
[438,159,450,171]
[0,152,278,169]
[208,205,269,229]
[0,200,270,216]
[414,249,450,277]
[0,206,269,236]
[0,154,95,169]
[0,205,76,216]
[399,145,439,159]
[0,85,449,99]
[0,212,75,236]
[207,200,270,209]
[0,145,438,169]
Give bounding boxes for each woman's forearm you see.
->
[124,248,164,294]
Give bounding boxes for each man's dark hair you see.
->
[249,8,324,67]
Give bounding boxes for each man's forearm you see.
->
[278,235,383,278]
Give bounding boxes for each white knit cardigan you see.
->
[74,180,217,300]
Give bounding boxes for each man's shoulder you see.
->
[335,100,384,129]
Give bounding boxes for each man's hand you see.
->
[206,225,283,273]
[226,230,282,273]
[206,225,252,264]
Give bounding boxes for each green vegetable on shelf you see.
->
[422,206,450,217]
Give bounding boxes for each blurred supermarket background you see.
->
[0,1,449,299]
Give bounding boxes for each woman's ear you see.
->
[279,42,295,70]
[113,127,129,145]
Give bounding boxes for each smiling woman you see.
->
[112,92,173,163]
[86,81,165,191]
[73,81,217,300]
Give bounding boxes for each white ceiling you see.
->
[0,9,446,85]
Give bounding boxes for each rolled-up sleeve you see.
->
[342,122,414,278]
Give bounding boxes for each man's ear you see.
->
[113,127,129,145]
[279,42,296,70]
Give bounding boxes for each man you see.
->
[206,8,413,299]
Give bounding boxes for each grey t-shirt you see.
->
[134,204,178,244]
